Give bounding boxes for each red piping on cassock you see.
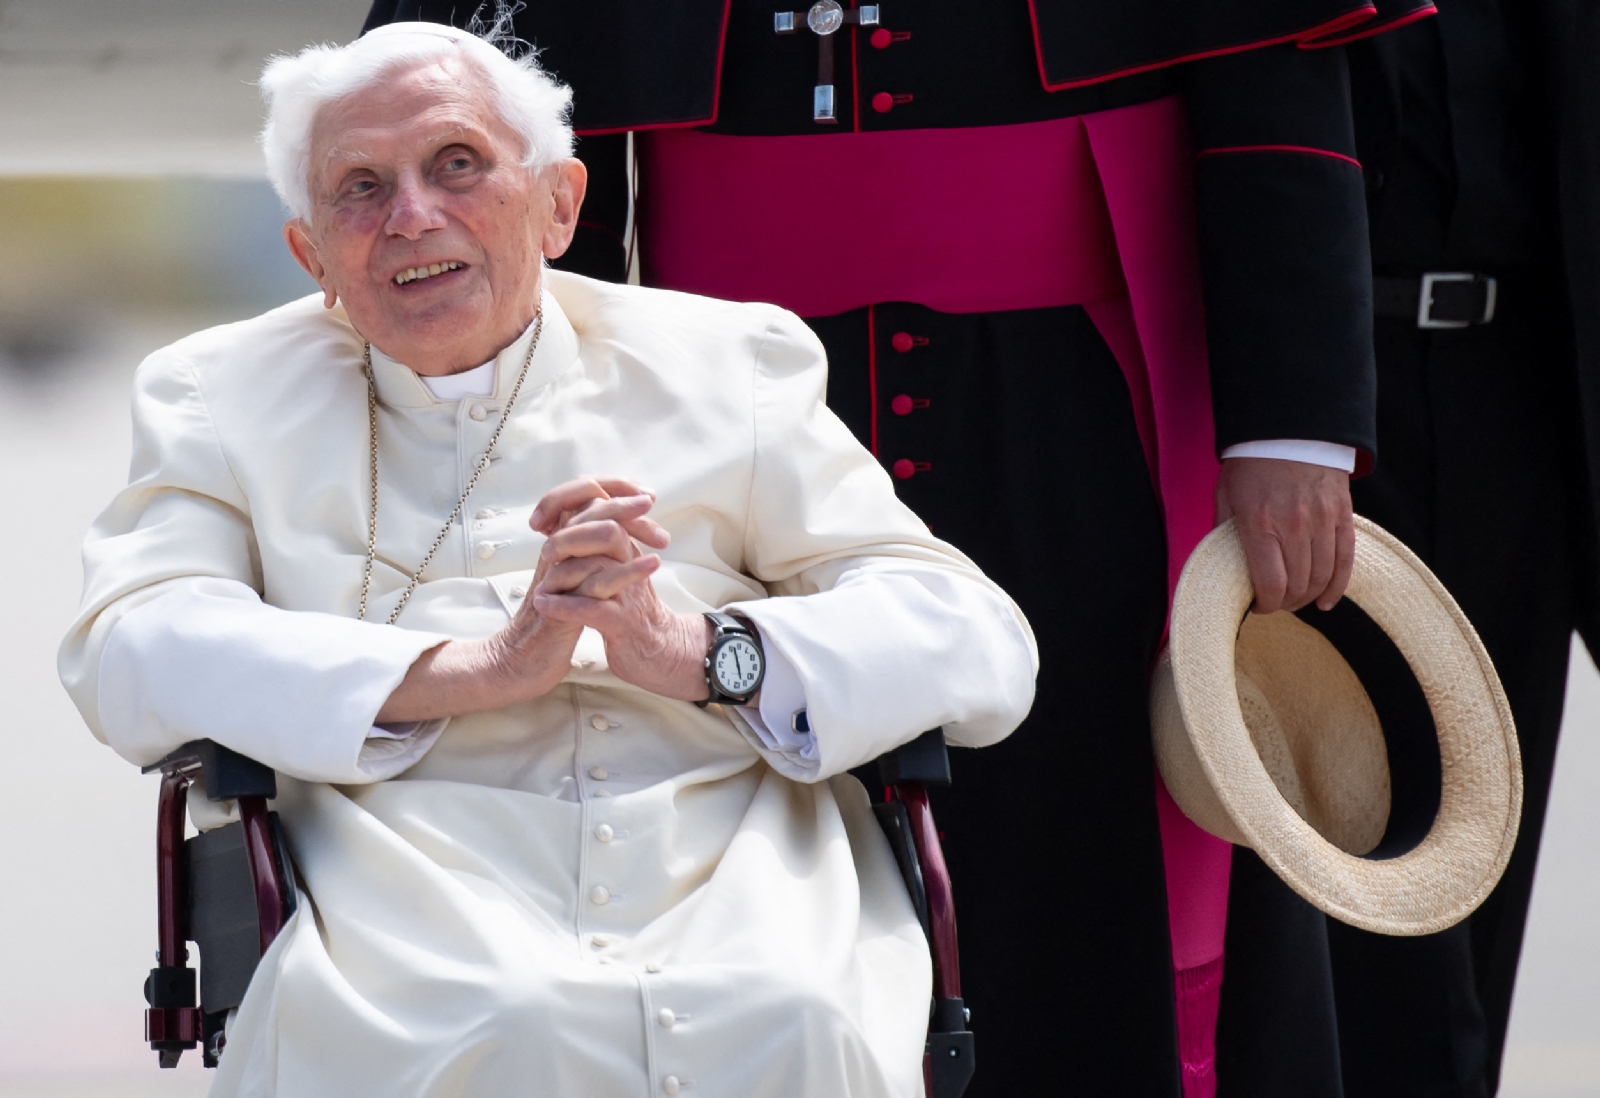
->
[1026,3,1382,92]
[1199,144,1363,169]
[573,0,733,136]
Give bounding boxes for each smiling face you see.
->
[284,54,586,375]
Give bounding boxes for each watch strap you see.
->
[704,611,751,638]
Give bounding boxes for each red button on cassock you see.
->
[870,28,892,49]
[891,331,914,353]
[871,92,894,114]
[892,458,916,480]
[891,394,914,416]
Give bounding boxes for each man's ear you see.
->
[284,219,338,309]
[541,158,589,261]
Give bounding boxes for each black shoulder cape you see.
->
[364,0,1432,133]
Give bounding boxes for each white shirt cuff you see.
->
[736,643,817,763]
[1220,439,1357,472]
[360,718,447,775]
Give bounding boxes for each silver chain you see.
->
[357,311,544,624]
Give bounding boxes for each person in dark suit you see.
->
[1336,4,1600,1093]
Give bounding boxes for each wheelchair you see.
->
[140,729,977,1098]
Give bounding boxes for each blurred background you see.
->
[2,3,358,1096]
[0,1,1596,1096]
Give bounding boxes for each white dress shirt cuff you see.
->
[736,643,818,764]
[365,719,449,771]
[1220,439,1358,472]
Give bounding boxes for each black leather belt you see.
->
[1373,273,1499,329]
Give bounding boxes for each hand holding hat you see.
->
[1152,516,1521,935]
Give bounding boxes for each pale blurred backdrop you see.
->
[0,1,1596,1096]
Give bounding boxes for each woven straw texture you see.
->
[1152,517,1523,935]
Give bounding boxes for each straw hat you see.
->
[1151,516,1522,935]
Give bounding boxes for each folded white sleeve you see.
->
[97,576,449,783]
[1219,439,1357,472]
[728,559,1035,782]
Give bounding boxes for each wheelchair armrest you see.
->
[876,727,952,787]
[872,729,976,1098]
[141,739,290,1069]
[142,739,277,801]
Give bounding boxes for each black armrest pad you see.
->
[877,728,951,787]
[142,740,277,802]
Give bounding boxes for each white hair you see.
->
[259,20,574,221]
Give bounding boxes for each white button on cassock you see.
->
[590,714,610,731]
[589,765,609,780]
[657,1007,676,1028]
[475,542,497,560]
[663,1076,682,1096]
[590,885,610,905]
[468,403,488,421]
[509,586,526,599]
[645,962,663,973]
[595,824,614,843]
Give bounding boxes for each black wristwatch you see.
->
[697,612,765,707]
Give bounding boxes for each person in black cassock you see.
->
[1331,4,1600,1096]
[359,3,1432,1094]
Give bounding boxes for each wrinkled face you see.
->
[284,55,584,375]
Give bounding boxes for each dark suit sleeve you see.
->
[1181,44,1378,467]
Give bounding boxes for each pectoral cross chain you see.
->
[773,2,881,123]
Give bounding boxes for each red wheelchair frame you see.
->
[141,729,975,1096]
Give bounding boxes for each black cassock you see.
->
[361,3,1427,1094]
[1334,4,1600,1096]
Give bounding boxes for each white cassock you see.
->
[59,270,1038,1098]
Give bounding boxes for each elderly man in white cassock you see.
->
[57,21,1037,1098]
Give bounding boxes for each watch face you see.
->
[713,636,763,697]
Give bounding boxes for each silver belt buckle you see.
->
[1418,272,1498,329]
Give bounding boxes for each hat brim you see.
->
[1158,517,1522,936]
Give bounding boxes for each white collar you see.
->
[366,288,579,409]
[418,359,495,400]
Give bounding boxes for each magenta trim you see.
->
[1025,3,1378,92]
[1302,3,1437,45]
[1078,97,1234,1090]
[1175,956,1225,1098]
[1199,143,1362,169]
